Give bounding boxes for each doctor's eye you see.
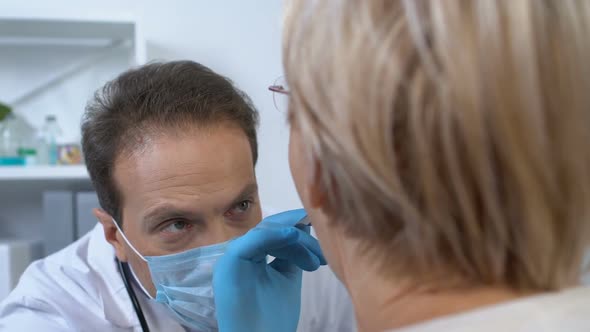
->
[225,200,253,218]
[161,220,193,234]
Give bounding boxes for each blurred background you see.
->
[0,0,296,299]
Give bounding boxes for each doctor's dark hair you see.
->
[82,61,259,223]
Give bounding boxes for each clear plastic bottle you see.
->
[40,115,62,165]
[35,132,49,165]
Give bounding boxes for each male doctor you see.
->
[0,61,355,331]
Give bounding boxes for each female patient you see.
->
[283,0,590,331]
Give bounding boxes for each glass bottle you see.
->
[40,115,63,165]
[0,113,20,157]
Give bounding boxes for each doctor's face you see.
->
[104,124,262,296]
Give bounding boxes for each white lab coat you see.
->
[0,223,356,332]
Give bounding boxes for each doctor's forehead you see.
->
[112,126,257,214]
[140,182,259,223]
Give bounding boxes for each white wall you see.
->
[0,0,302,212]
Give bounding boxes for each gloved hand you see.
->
[213,209,326,332]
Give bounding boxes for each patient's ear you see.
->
[308,159,337,217]
[93,208,128,262]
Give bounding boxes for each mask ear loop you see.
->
[112,218,148,262]
[112,218,154,299]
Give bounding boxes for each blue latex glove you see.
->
[213,209,326,332]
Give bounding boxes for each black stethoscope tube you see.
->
[117,258,150,332]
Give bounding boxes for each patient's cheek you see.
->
[289,128,309,205]
[309,211,343,278]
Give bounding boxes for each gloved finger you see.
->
[227,226,299,262]
[270,244,321,273]
[295,227,326,264]
[261,209,307,227]
[256,220,326,265]
[269,229,327,266]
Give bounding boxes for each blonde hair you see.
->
[283,0,590,290]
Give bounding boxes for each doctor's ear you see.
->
[93,208,113,226]
[93,208,128,262]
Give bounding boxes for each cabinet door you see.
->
[42,191,74,256]
[76,191,99,238]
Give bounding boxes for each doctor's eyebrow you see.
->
[224,182,259,212]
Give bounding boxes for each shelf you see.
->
[0,165,89,181]
[0,18,135,43]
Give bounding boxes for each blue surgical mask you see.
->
[112,219,226,332]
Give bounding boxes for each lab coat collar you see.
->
[86,223,141,328]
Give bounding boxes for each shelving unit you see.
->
[0,16,146,252]
[0,16,145,177]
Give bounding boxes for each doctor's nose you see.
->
[198,217,238,246]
